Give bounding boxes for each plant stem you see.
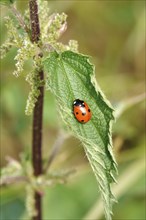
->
[29,0,44,220]
[44,131,70,172]
[10,5,30,34]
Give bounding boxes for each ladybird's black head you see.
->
[73,99,84,107]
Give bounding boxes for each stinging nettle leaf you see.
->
[43,50,117,220]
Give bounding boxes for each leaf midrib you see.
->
[61,59,108,148]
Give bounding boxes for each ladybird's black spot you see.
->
[88,109,90,112]
[82,112,86,116]
[81,120,84,123]
[76,112,79,115]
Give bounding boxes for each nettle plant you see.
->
[0,1,117,220]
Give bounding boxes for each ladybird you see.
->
[73,99,92,123]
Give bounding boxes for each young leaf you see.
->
[43,51,117,220]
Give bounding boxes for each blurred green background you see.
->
[0,1,145,220]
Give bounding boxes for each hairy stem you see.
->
[29,0,44,219]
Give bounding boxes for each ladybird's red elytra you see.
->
[73,99,92,123]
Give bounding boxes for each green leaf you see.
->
[43,51,117,220]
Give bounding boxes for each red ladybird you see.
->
[73,99,92,123]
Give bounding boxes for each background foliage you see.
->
[0,1,145,220]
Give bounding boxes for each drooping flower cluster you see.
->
[0,1,78,115]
